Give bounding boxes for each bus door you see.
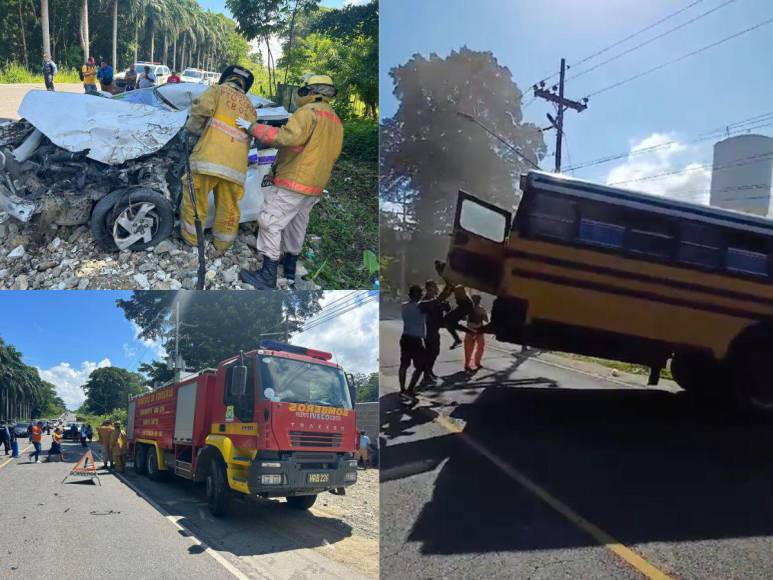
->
[445,190,512,295]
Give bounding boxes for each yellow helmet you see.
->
[297,73,337,105]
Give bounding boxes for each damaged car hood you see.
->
[19,90,188,165]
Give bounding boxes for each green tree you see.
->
[380,47,546,286]
[117,291,324,383]
[82,366,147,414]
[352,372,378,403]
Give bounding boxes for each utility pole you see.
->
[174,300,181,383]
[533,58,588,173]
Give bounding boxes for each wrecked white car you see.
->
[0,84,288,252]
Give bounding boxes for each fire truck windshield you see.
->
[258,355,353,409]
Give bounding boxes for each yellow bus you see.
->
[443,170,773,412]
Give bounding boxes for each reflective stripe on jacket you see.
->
[186,83,257,186]
[249,101,343,196]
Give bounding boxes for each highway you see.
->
[380,317,773,579]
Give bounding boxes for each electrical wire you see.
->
[299,291,376,331]
[530,0,708,87]
[584,15,773,98]
[298,293,379,334]
[567,0,738,82]
[565,113,773,172]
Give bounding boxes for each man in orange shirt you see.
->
[29,422,42,463]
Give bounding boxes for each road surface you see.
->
[1,433,376,579]
[0,83,84,120]
[380,317,773,579]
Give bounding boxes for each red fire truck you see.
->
[127,340,359,516]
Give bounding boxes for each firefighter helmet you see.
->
[297,73,337,98]
[219,65,254,93]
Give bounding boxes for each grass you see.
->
[562,353,674,381]
[0,62,82,84]
[75,408,128,442]
[303,120,378,289]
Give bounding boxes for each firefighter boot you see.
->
[282,253,298,286]
[240,256,278,289]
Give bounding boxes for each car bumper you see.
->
[247,452,358,497]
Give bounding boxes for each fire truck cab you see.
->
[127,340,359,516]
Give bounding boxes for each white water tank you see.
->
[709,134,773,216]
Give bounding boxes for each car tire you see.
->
[205,458,230,517]
[90,187,174,252]
[134,444,147,475]
[285,494,317,510]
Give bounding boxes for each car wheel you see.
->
[134,444,147,475]
[90,187,174,252]
[205,458,230,517]
[285,495,317,510]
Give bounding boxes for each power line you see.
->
[298,293,378,334]
[565,113,773,172]
[567,0,738,82]
[530,0,708,88]
[299,291,377,331]
[585,15,773,98]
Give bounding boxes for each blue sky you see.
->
[380,0,773,204]
[0,290,377,410]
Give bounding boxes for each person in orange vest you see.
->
[28,422,42,463]
[181,64,257,253]
[97,420,115,469]
[236,73,343,289]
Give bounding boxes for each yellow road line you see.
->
[0,444,32,471]
[433,414,673,580]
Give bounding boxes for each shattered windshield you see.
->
[258,355,352,409]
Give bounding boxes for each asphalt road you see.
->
[0,83,84,120]
[380,318,773,579]
[1,434,373,579]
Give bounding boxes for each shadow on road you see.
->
[388,384,773,555]
[118,469,356,559]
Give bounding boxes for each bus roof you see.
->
[522,170,773,238]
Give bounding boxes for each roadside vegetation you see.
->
[562,353,675,381]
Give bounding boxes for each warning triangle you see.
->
[62,449,101,485]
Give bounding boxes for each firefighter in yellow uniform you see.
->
[97,420,114,469]
[236,73,343,289]
[110,421,127,473]
[181,65,257,252]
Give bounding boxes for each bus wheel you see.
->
[134,445,147,475]
[285,495,317,510]
[205,458,230,516]
[734,348,773,414]
[670,355,729,400]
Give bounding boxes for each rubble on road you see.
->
[0,220,316,290]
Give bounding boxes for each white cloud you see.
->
[344,0,370,5]
[38,358,112,410]
[122,343,137,358]
[290,291,379,375]
[605,132,711,204]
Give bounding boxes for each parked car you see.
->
[0,84,289,252]
[11,423,29,438]
[115,62,171,92]
[63,423,81,440]
[180,68,207,84]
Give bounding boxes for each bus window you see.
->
[726,248,769,277]
[524,194,576,241]
[627,229,675,259]
[677,242,721,269]
[459,198,509,243]
[578,219,624,249]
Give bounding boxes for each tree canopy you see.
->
[81,366,147,414]
[351,372,378,403]
[117,291,324,384]
[380,47,546,288]
[0,336,65,420]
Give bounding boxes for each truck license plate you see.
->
[307,473,330,484]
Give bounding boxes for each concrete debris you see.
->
[0,221,318,290]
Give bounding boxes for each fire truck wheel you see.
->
[134,445,147,475]
[146,447,164,481]
[205,458,230,516]
[285,494,317,510]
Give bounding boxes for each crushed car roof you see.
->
[19,90,187,165]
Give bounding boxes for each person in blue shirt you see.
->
[97,60,114,94]
[357,431,370,469]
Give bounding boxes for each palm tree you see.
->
[127,0,149,64]
[39,0,51,66]
[79,0,90,61]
